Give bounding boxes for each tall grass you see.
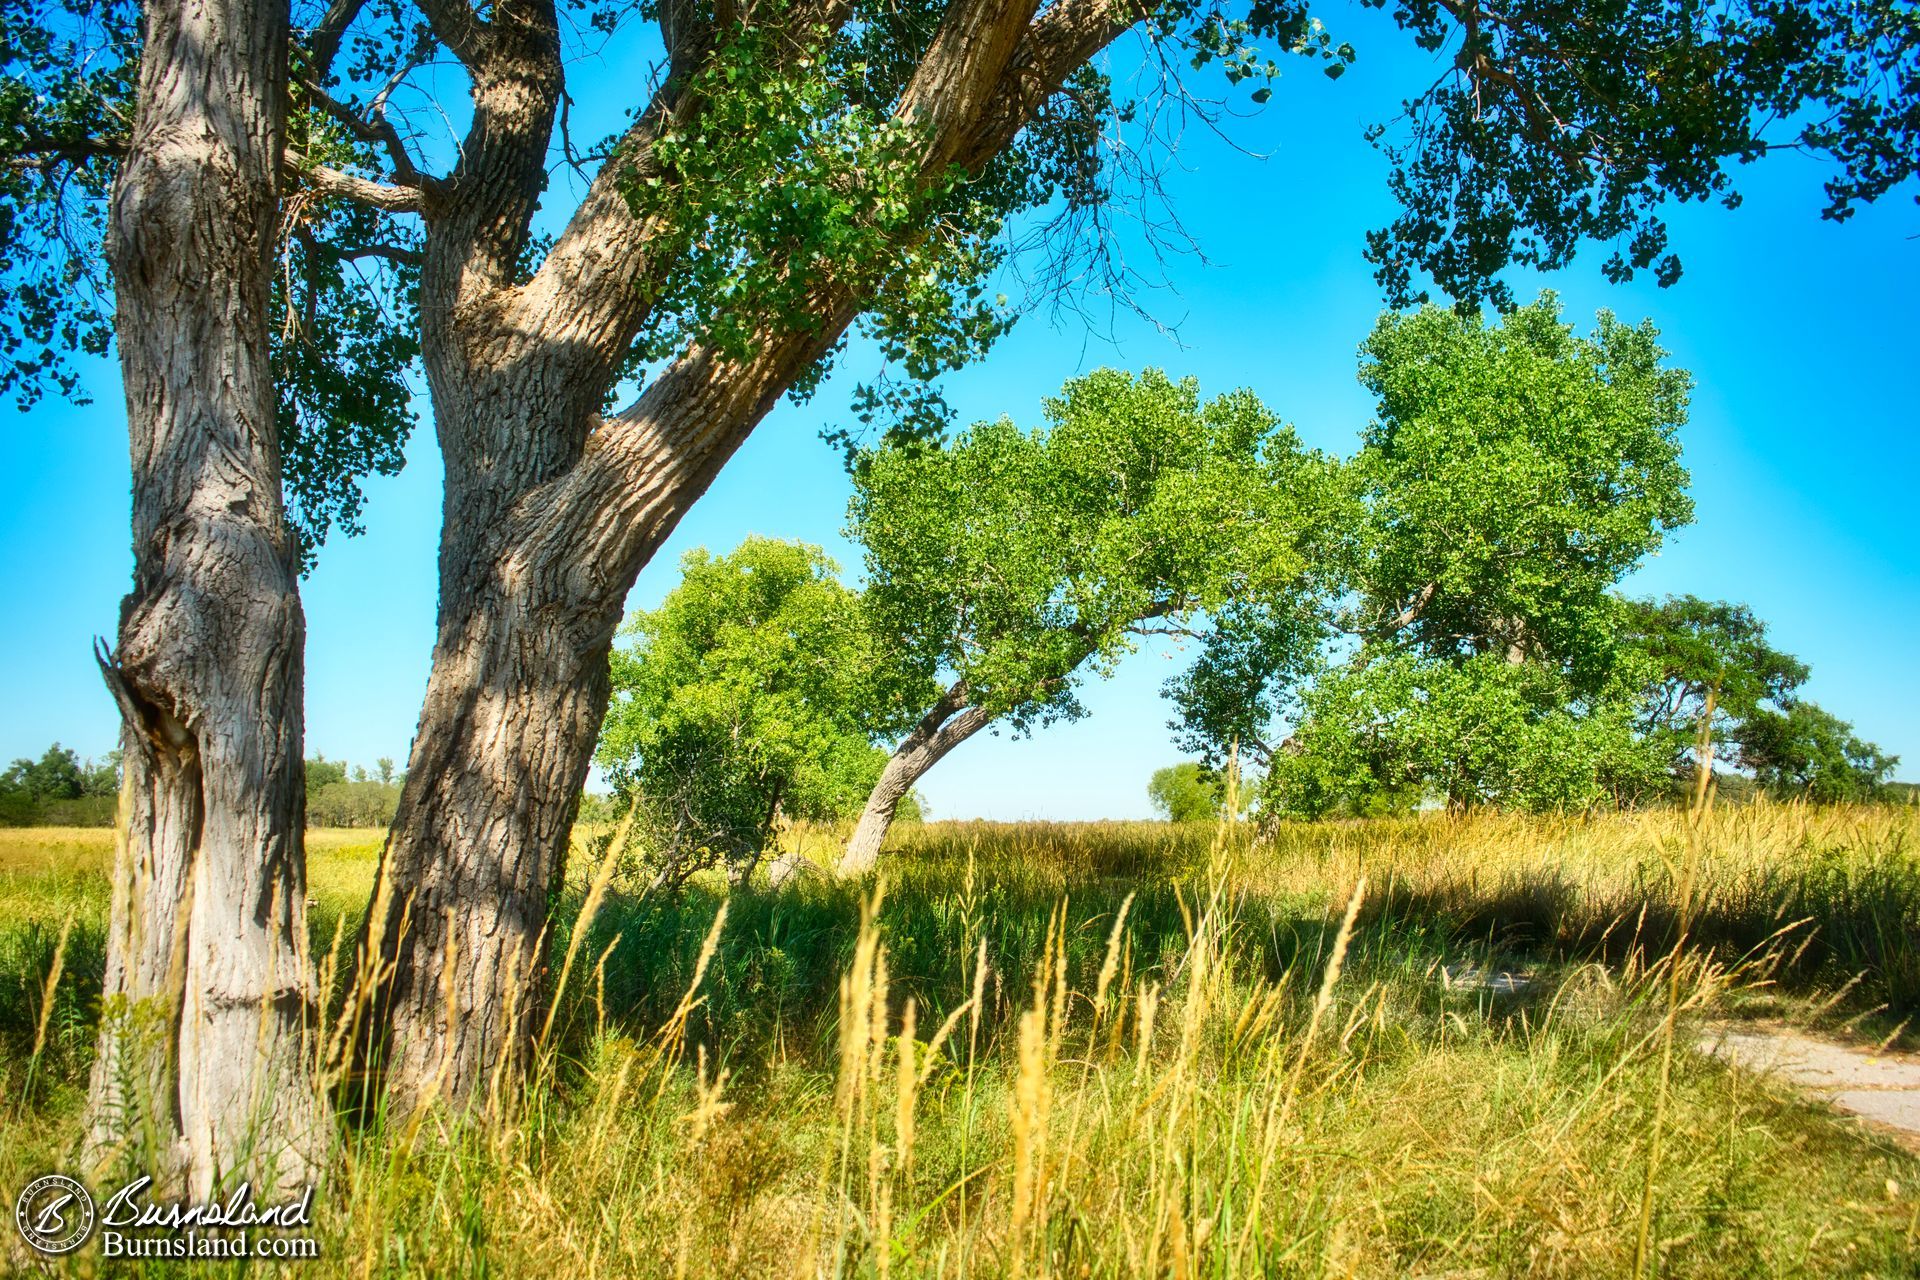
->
[0,802,1916,1275]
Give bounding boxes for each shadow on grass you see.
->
[3,813,1915,1091]
[1356,849,1920,1022]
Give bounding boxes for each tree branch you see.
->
[308,0,372,84]
[415,0,562,336]
[925,702,997,760]
[897,0,1045,175]
[656,0,717,82]
[297,161,426,211]
[492,0,1155,542]
[417,0,488,69]
[7,134,127,169]
[299,79,427,186]
[957,0,1148,172]
[496,0,853,378]
[335,241,425,267]
[292,221,421,270]
[1389,581,1438,632]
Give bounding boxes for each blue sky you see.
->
[2,12,1915,818]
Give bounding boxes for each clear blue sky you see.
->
[2,13,1915,818]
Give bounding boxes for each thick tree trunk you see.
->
[362,535,622,1116]
[363,0,1139,1116]
[839,685,995,877]
[88,0,323,1196]
[366,346,835,1113]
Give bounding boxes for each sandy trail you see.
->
[1699,1024,1920,1148]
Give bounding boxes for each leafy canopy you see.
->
[0,0,131,407]
[0,742,117,801]
[1174,295,1698,815]
[1268,589,1905,814]
[1264,649,1666,816]
[1173,295,1695,775]
[305,755,351,793]
[8,0,1916,532]
[598,538,891,883]
[0,741,118,825]
[1351,295,1693,676]
[1617,594,1898,801]
[1738,702,1900,803]
[1146,761,1233,823]
[1364,0,1920,307]
[1618,594,1809,769]
[851,367,1339,732]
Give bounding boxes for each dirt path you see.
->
[1699,1024,1920,1148]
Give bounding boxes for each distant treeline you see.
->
[0,744,118,826]
[0,746,408,827]
[305,755,403,827]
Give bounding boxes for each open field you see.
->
[3,804,1920,1276]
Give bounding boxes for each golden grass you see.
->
[1,802,1917,1276]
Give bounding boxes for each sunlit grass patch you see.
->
[0,802,1917,1275]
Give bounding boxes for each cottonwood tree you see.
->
[0,0,372,1189]
[12,0,1918,1112]
[1739,703,1899,803]
[837,368,1336,873]
[1620,595,1898,801]
[325,0,1920,1108]
[1346,297,1694,672]
[1262,650,1667,814]
[1619,595,1810,780]
[7,0,426,1178]
[1146,761,1230,822]
[598,538,896,886]
[1172,297,1696,813]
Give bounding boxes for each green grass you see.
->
[2,804,1919,1276]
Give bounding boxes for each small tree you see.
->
[600,539,893,886]
[1263,651,1665,816]
[1615,595,1907,802]
[837,368,1338,873]
[1174,297,1694,814]
[305,755,350,793]
[5,744,86,800]
[1622,597,1807,716]
[1617,594,1810,786]
[309,776,404,827]
[1147,763,1230,823]
[1739,703,1899,803]
[0,743,118,824]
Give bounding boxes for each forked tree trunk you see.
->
[839,685,995,877]
[88,0,323,1196]
[364,0,1135,1114]
[366,348,835,1112]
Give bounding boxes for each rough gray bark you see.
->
[839,684,995,877]
[88,0,324,1195]
[360,0,1143,1114]
[369,328,855,1112]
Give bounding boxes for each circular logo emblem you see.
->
[14,1174,95,1255]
